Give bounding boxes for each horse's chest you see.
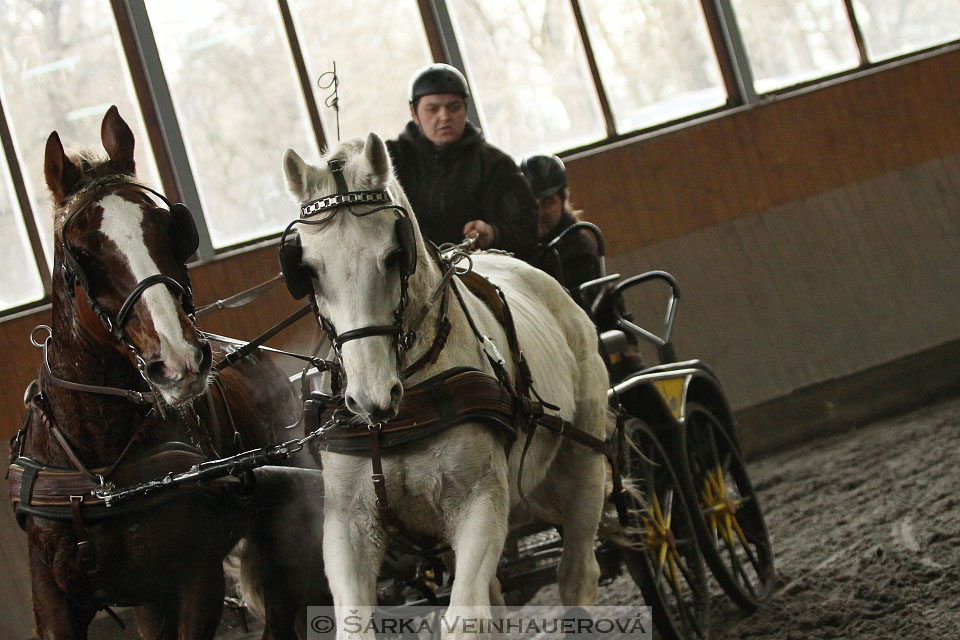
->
[324,423,506,520]
[27,500,242,601]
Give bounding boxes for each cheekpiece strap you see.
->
[329,158,349,194]
[299,190,389,218]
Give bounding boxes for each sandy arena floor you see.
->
[93,396,960,639]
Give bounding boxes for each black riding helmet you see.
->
[409,63,470,107]
[520,154,566,198]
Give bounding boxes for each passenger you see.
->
[385,63,538,262]
[521,154,602,310]
[522,154,645,377]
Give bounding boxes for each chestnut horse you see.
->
[9,106,324,639]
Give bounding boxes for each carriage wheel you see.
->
[621,419,710,640]
[679,402,775,611]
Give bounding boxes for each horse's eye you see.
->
[383,249,402,271]
[74,248,95,267]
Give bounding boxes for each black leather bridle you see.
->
[279,159,418,373]
[58,174,198,354]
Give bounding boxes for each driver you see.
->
[386,63,538,261]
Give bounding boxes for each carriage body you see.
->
[611,360,743,457]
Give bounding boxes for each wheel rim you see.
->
[625,421,710,640]
[686,405,775,606]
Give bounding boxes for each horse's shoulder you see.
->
[471,254,567,301]
[471,252,552,284]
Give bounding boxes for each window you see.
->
[853,0,960,61]
[446,0,606,156]
[0,0,160,268]
[0,152,43,309]
[289,0,433,142]
[579,0,726,133]
[729,0,860,93]
[145,0,318,248]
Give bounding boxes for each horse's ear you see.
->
[101,105,135,172]
[363,132,391,185]
[44,131,81,203]
[283,148,311,201]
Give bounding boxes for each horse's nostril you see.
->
[197,341,212,371]
[144,359,173,384]
[345,389,400,423]
[368,407,395,424]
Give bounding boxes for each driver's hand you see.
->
[462,220,495,249]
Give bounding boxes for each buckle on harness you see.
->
[481,336,505,367]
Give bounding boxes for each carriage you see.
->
[10,109,772,640]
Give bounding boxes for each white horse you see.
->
[281,134,611,638]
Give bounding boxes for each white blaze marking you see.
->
[97,194,194,372]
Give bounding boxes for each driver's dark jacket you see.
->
[386,121,537,262]
[534,211,602,310]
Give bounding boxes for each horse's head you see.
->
[281,133,421,423]
[45,106,211,406]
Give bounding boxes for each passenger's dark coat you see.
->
[534,210,603,310]
[386,121,538,261]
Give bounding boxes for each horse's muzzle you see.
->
[144,341,212,403]
[344,382,403,423]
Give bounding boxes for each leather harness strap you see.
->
[368,426,437,553]
[317,369,518,453]
[8,448,210,512]
[401,296,452,379]
[71,495,98,575]
[7,392,221,535]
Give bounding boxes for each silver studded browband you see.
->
[299,190,391,218]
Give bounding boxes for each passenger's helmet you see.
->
[409,63,470,104]
[520,154,566,198]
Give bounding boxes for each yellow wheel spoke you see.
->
[653,494,664,523]
[720,512,732,541]
[708,468,725,496]
[667,551,680,589]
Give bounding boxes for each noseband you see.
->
[59,174,197,355]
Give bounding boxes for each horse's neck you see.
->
[404,258,507,382]
[49,286,144,388]
[32,289,156,466]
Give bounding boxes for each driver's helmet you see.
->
[520,154,566,198]
[409,63,470,104]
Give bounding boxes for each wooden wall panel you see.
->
[0,310,51,440]
[189,244,326,370]
[608,153,960,411]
